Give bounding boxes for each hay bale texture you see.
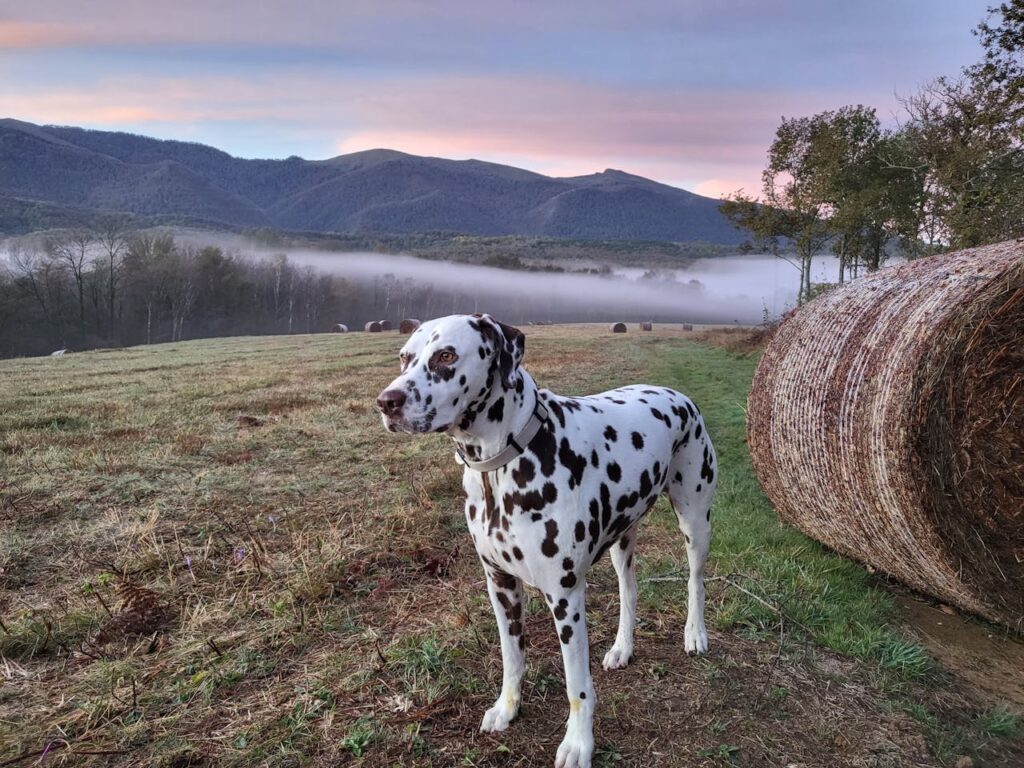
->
[379,320,393,331]
[333,324,348,333]
[641,322,653,331]
[364,321,382,333]
[610,322,627,333]
[399,318,421,333]
[747,241,1024,630]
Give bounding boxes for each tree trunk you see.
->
[109,254,117,342]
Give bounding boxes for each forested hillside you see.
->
[0,120,744,243]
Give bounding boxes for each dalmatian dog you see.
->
[376,314,717,768]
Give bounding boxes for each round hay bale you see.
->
[399,318,421,334]
[364,321,382,333]
[379,320,393,331]
[682,323,694,331]
[747,241,1024,631]
[640,322,653,331]
[332,323,348,333]
[610,322,627,333]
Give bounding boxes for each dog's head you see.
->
[376,314,524,434]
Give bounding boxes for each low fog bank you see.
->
[618,254,845,318]
[291,251,767,324]
[0,229,843,358]
[180,233,823,325]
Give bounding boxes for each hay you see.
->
[747,241,1024,631]
[610,322,627,333]
[682,324,694,331]
[364,321,382,333]
[332,323,348,333]
[641,322,653,331]
[399,318,421,333]
[379,319,393,331]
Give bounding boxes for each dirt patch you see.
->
[339,618,976,768]
[898,594,1024,712]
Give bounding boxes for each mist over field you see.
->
[176,233,837,324]
[286,250,765,324]
[0,233,843,332]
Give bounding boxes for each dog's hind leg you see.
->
[480,567,526,732]
[668,448,715,655]
[602,529,638,670]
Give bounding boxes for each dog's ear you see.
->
[476,314,525,388]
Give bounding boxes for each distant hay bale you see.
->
[747,241,1024,631]
[379,320,393,331]
[682,324,694,331]
[640,322,653,331]
[610,322,627,333]
[364,321,383,333]
[332,324,348,333]
[399,318,421,334]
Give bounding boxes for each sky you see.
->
[0,1,994,197]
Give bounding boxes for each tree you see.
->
[808,107,927,276]
[123,234,174,345]
[96,215,130,341]
[899,76,1024,248]
[47,229,94,343]
[720,115,834,304]
[974,1,1024,139]
[165,247,198,342]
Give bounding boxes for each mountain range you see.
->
[0,118,742,243]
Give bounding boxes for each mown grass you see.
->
[1,326,1020,767]
[638,337,926,670]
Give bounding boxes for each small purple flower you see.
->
[234,546,246,563]
[37,739,60,764]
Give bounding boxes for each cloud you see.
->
[692,178,760,199]
[0,21,88,49]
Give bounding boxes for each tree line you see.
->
[722,1,1024,303]
[0,225,697,359]
[0,222,350,358]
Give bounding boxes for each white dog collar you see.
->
[456,398,550,472]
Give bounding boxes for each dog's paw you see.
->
[684,622,708,655]
[555,727,594,768]
[480,698,518,733]
[601,643,633,670]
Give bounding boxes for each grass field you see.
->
[1,326,1021,767]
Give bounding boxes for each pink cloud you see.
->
[0,21,87,49]
[692,178,762,199]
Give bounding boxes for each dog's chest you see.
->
[462,472,575,586]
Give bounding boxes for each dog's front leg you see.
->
[548,587,595,768]
[480,566,526,732]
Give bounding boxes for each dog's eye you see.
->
[400,353,413,370]
[438,350,457,364]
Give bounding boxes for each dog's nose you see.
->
[377,388,407,416]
